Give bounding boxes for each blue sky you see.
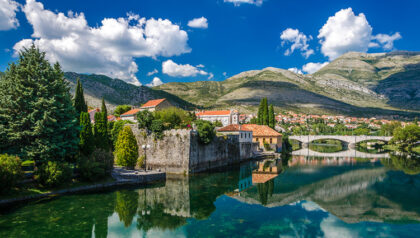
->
[1,0,419,86]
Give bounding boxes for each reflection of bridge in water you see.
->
[289,135,392,148]
[292,148,390,158]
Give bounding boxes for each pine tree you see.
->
[94,111,109,151]
[73,78,87,115]
[115,126,139,169]
[79,112,94,155]
[262,98,269,125]
[0,45,79,164]
[268,104,275,128]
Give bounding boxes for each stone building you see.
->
[242,124,282,152]
[195,110,239,127]
[140,98,172,112]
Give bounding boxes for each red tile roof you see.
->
[141,98,166,108]
[196,110,231,116]
[241,124,281,137]
[88,108,100,113]
[121,108,141,116]
[252,173,278,184]
[217,124,251,132]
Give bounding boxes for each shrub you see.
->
[195,120,215,144]
[137,155,145,169]
[78,148,114,181]
[115,126,139,169]
[150,119,164,139]
[264,142,272,151]
[35,161,72,188]
[0,154,23,194]
[111,120,133,148]
[154,107,193,129]
[137,110,154,130]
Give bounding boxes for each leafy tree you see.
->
[390,124,420,151]
[94,112,110,151]
[0,154,23,194]
[35,161,72,187]
[195,120,215,144]
[114,105,132,117]
[268,104,275,128]
[73,78,88,115]
[0,45,79,164]
[137,110,154,131]
[154,107,192,129]
[115,126,139,169]
[79,112,95,155]
[380,121,402,136]
[111,120,133,147]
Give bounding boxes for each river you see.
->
[1,153,420,237]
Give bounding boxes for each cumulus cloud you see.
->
[318,8,372,60]
[162,60,209,77]
[188,17,208,29]
[371,32,402,50]
[146,77,163,87]
[147,69,158,76]
[288,67,303,74]
[208,73,214,80]
[281,28,314,58]
[224,0,263,6]
[13,0,190,86]
[302,62,328,74]
[0,0,20,30]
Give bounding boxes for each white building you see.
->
[216,124,253,143]
[195,110,239,127]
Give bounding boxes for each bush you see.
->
[150,119,164,139]
[115,126,139,169]
[137,110,154,130]
[154,107,193,129]
[264,142,272,151]
[137,155,145,169]
[35,161,72,188]
[78,148,114,181]
[195,120,215,144]
[0,154,23,194]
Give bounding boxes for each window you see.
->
[256,138,259,142]
[263,138,266,142]
[241,133,243,138]
[270,138,272,143]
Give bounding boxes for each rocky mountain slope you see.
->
[156,51,420,117]
[64,72,194,111]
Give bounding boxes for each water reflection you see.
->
[1,154,420,237]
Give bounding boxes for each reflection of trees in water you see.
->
[257,179,274,205]
[115,190,139,227]
[381,153,420,175]
[136,203,187,232]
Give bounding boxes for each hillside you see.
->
[64,72,195,111]
[156,51,420,117]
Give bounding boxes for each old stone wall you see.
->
[130,125,254,174]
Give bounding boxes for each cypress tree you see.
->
[268,104,275,128]
[94,112,109,151]
[73,78,87,115]
[0,45,79,164]
[79,112,94,155]
[101,98,109,140]
[257,99,264,125]
[115,126,139,169]
[101,98,107,118]
[262,98,269,125]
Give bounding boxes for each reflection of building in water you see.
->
[288,155,379,167]
[252,159,282,184]
[238,162,253,191]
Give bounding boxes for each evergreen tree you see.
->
[79,112,94,155]
[268,104,275,128]
[115,126,139,169]
[262,98,269,125]
[100,98,109,141]
[101,98,108,118]
[0,45,79,164]
[257,99,264,125]
[73,78,87,115]
[94,112,109,151]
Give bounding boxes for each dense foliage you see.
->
[268,104,275,128]
[114,105,132,117]
[79,112,95,155]
[390,124,420,151]
[0,154,23,194]
[154,107,193,129]
[35,161,72,187]
[0,45,79,164]
[73,78,88,116]
[115,126,139,169]
[115,190,139,227]
[137,110,154,131]
[94,112,110,151]
[78,148,114,181]
[111,120,133,147]
[195,120,215,144]
[257,98,274,127]
[150,119,164,139]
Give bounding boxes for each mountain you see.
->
[156,51,420,117]
[64,72,195,111]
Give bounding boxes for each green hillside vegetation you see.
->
[156,51,420,117]
[64,72,195,111]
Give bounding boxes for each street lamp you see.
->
[142,144,151,172]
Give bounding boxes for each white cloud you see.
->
[0,0,20,30]
[162,59,209,77]
[13,0,190,86]
[146,77,163,87]
[302,62,328,74]
[223,72,227,77]
[288,67,303,74]
[318,8,372,60]
[371,32,401,50]
[224,0,263,6]
[147,69,158,76]
[188,17,208,29]
[196,64,205,68]
[208,73,214,80]
[280,28,314,59]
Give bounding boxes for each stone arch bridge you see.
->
[289,135,392,148]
